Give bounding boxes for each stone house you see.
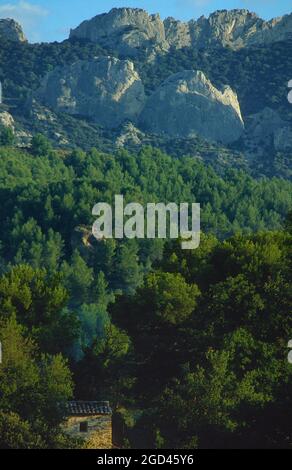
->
[63,401,113,449]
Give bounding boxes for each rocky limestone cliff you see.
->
[27,7,291,149]
[140,70,244,144]
[70,7,168,56]
[33,62,244,144]
[165,10,263,49]
[34,57,146,128]
[243,107,292,155]
[165,9,292,49]
[247,13,292,46]
[246,108,284,144]
[0,19,27,42]
[0,110,15,130]
[69,8,292,53]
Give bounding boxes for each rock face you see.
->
[70,8,168,56]
[243,108,292,154]
[0,110,15,129]
[0,19,27,42]
[247,13,292,47]
[140,70,244,144]
[34,57,146,128]
[115,122,145,148]
[165,9,292,49]
[165,10,263,49]
[69,8,292,53]
[34,60,244,143]
[246,108,284,145]
[30,8,291,146]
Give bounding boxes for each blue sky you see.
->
[0,0,291,43]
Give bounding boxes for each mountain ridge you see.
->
[0,7,291,179]
[1,7,291,50]
[69,7,292,54]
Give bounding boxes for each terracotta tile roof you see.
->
[67,401,112,416]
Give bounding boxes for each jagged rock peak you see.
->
[69,7,292,52]
[140,70,244,144]
[70,7,167,56]
[0,18,27,42]
[165,9,264,49]
[204,9,259,19]
[70,7,163,30]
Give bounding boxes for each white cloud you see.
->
[0,1,49,41]
[0,0,48,18]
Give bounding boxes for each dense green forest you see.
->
[0,139,291,448]
[111,229,292,448]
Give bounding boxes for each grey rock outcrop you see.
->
[244,108,292,154]
[247,13,292,47]
[165,9,263,49]
[163,17,192,49]
[165,9,292,49]
[34,57,146,128]
[115,122,145,148]
[140,70,244,144]
[0,19,27,42]
[70,7,168,56]
[0,110,15,129]
[69,8,292,54]
[245,108,284,145]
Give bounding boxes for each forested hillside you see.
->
[0,141,291,448]
[0,5,291,450]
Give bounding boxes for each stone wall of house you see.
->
[63,414,112,449]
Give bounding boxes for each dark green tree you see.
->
[0,126,14,146]
[31,133,52,156]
